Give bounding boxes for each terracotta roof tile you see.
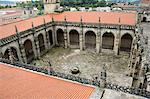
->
[0,12,137,40]
[141,0,150,4]
[0,63,94,99]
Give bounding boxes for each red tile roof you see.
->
[141,0,150,4]
[0,11,137,40]
[0,63,94,99]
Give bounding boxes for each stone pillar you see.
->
[20,44,27,63]
[67,30,70,48]
[79,33,83,51]
[44,32,49,51]
[45,31,51,49]
[97,17,102,53]
[64,29,68,48]
[114,20,121,55]
[146,72,150,91]
[114,33,120,55]
[43,19,50,50]
[31,22,40,58]
[8,48,13,63]
[79,17,83,51]
[83,33,85,50]
[35,37,40,58]
[15,25,26,63]
[96,31,101,53]
[51,17,57,46]
[53,25,57,46]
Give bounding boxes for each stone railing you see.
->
[0,58,100,87]
[0,58,150,98]
[106,83,150,98]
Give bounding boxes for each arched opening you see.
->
[38,34,45,53]
[120,34,133,52]
[69,30,79,48]
[85,31,96,49]
[48,30,53,45]
[3,47,19,61]
[142,17,147,22]
[102,32,114,50]
[24,39,34,63]
[57,29,64,47]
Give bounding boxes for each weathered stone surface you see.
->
[32,47,131,86]
[102,89,147,99]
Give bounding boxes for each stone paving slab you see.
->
[32,47,131,86]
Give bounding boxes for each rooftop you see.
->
[0,11,137,40]
[141,0,150,4]
[0,63,94,99]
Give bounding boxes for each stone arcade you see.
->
[0,0,150,98]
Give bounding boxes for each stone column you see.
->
[79,17,83,51]
[96,31,101,53]
[146,72,150,91]
[114,33,120,55]
[53,24,57,46]
[96,34,100,53]
[43,19,49,50]
[114,21,121,55]
[45,31,51,49]
[97,17,102,53]
[83,33,85,50]
[64,29,68,48]
[67,30,70,48]
[35,37,40,58]
[8,48,13,63]
[20,44,27,63]
[79,32,83,51]
[44,32,49,51]
[15,25,27,63]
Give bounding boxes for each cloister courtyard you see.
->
[32,47,133,87]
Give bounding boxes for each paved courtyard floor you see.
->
[32,47,132,86]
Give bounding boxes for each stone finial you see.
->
[52,16,54,22]
[15,25,18,33]
[80,16,82,23]
[32,22,34,28]
[64,16,67,22]
[43,18,46,24]
[118,17,121,23]
[15,25,20,38]
[99,17,101,23]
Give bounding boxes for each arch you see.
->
[57,29,64,47]
[48,30,53,45]
[120,33,133,52]
[69,29,79,48]
[85,31,96,49]
[3,47,19,61]
[38,34,45,53]
[24,39,34,63]
[102,32,114,50]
